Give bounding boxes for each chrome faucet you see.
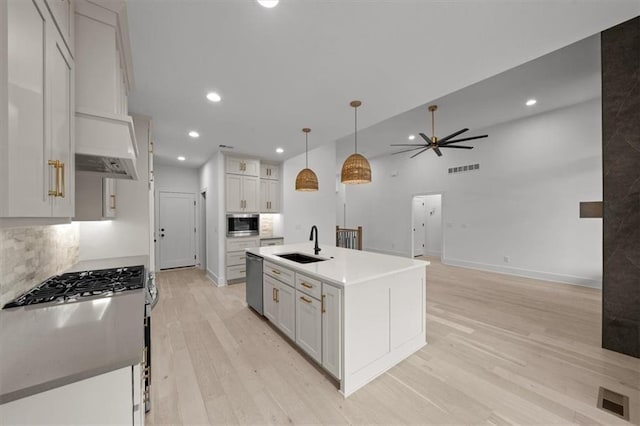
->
[309,225,321,255]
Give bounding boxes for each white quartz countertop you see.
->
[0,255,149,404]
[246,243,429,287]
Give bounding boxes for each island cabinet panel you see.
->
[264,261,294,286]
[263,275,277,324]
[295,289,322,363]
[276,280,296,341]
[322,283,342,379]
[390,274,425,348]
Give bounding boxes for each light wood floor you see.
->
[147,258,639,425]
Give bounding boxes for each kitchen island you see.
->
[246,242,429,397]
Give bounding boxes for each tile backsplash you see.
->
[0,223,79,307]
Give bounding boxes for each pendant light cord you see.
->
[305,132,309,168]
[431,108,435,140]
[354,105,358,153]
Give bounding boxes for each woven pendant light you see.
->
[295,128,319,191]
[341,100,371,184]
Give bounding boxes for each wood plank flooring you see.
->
[147,258,639,425]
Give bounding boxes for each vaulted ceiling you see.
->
[126,0,639,167]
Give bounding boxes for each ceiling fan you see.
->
[391,105,488,158]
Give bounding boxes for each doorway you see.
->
[158,191,196,269]
[411,194,443,259]
[200,190,207,271]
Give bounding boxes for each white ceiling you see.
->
[126,0,639,168]
[336,34,602,161]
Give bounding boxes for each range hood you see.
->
[75,107,139,180]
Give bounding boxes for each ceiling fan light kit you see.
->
[295,128,319,191]
[390,104,488,158]
[341,100,372,184]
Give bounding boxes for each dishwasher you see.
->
[246,253,263,315]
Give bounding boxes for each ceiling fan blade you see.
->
[391,147,426,155]
[410,147,431,158]
[440,145,474,149]
[440,134,488,145]
[438,128,469,144]
[419,133,433,144]
[433,147,443,157]
[390,143,428,147]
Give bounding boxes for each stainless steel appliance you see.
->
[227,213,259,237]
[246,253,263,314]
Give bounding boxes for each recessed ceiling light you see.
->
[526,99,537,106]
[188,131,199,138]
[408,134,415,140]
[206,92,222,102]
[177,156,186,161]
[257,0,279,8]
[276,147,284,154]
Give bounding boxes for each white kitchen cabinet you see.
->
[226,237,259,282]
[260,179,280,213]
[74,173,117,220]
[263,268,296,342]
[0,0,75,218]
[260,238,284,247]
[226,174,259,213]
[322,283,342,379]
[44,0,73,54]
[295,289,322,363]
[226,157,259,177]
[260,163,280,180]
[0,365,142,425]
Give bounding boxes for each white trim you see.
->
[425,250,441,258]
[442,257,602,288]
[205,268,220,286]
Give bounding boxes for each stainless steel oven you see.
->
[227,214,259,237]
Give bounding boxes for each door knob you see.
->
[161,228,165,231]
[161,234,165,237]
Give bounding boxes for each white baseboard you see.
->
[442,257,602,288]
[425,250,441,258]
[206,268,224,287]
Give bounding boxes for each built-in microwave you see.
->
[227,214,259,237]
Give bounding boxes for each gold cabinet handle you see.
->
[300,296,312,304]
[301,282,313,289]
[272,288,276,301]
[48,160,59,196]
[59,161,65,197]
[272,269,280,275]
[110,194,116,210]
[275,288,279,303]
[321,294,326,313]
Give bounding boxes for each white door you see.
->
[159,192,196,269]
[412,197,426,256]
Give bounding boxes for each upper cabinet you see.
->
[226,157,259,177]
[260,163,280,180]
[45,0,73,56]
[0,0,75,218]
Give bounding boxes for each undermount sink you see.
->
[276,252,327,264]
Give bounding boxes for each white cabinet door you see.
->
[243,175,259,213]
[45,0,72,53]
[48,22,74,217]
[322,283,342,379]
[276,282,296,341]
[2,0,74,218]
[295,290,322,363]
[260,163,280,180]
[103,178,117,218]
[0,366,134,425]
[260,179,268,212]
[225,174,243,212]
[226,157,259,176]
[263,275,277,324]
[267,179,280,212]
[244,159,260,177]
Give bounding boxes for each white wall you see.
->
[283,143,337,246]
[344,99,603,287]
[198,152,223,284]
[78,116,150,261]
[153,164,200,270]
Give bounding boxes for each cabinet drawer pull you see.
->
[239,270,245,274]
[300,282,313,289]
[272,288,276,301]
[321,294,326,313]
[110,194,116,210]
[275,288,279,303]
[48,160,61,197]
[59,161,65,197]
[271,269,280,275]
[300,296,312,304]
